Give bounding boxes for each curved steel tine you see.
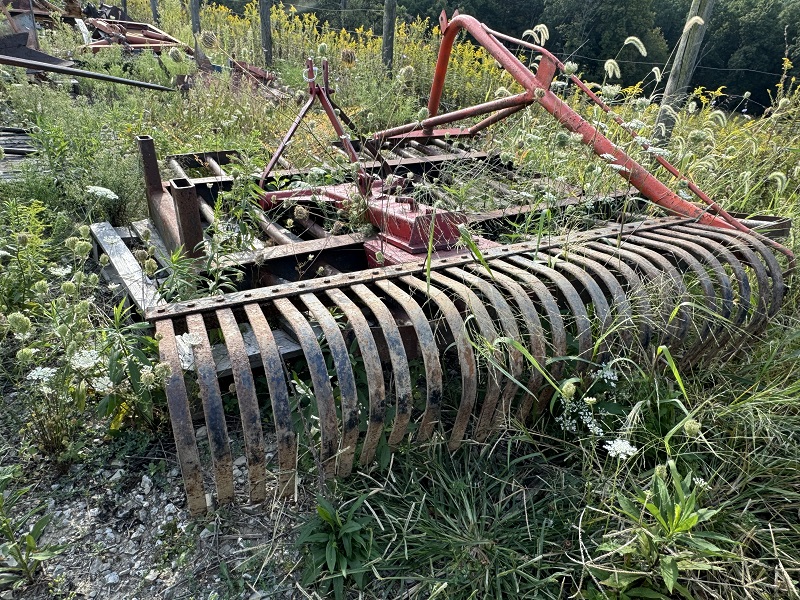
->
[301,293,359,477]
[674,224,777,325]
[186,314,234,505]
[351,284,413,448]
[638,230,734,325]
[325,288,386,467]
[274,297,338,479]
[155,319,206,516]
[426,271,504,442]
[636,229,738,366]
[624,233,719,348]
[569,245,653,349]
[244,304,296,497]
[666,229,751,327]
[216,308,268,504]
[376,280,443,443]
[488,258,568,413]
[464,262,546,422]
[444,266,524,430]
[505,255,594,363]
[541,248,635,353]
[586,240,691,346]
[401,274,478,450]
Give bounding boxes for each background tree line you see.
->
[218,0,800,111]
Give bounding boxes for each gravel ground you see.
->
[2,423,314,600]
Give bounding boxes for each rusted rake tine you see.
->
[541,248,634,357]
[376,280,444,443]
[301,294,360,477]
[351,284,413,447]
[216,308,268,504]
[625,233,720,343]
[443,267,524,430]
[488,259,568,412]
[635,230,737,366]
[186,314,234,505]
[591,240,692,347]
[680,224,783,320]
[638,231,734,324]
[464,263,545,422]
[666,231,751,327]
[673,226,767,332]
[274,297,339,478]
[155,319,206,516]
[506,256,594,364]
[324,289,386,466]
[244,304,296,497]
[401,275,478,450]
[568,245,653,349]
[427,271,504,442]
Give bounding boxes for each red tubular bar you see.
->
[424,12,741,231]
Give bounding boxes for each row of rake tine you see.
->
[154,218,785,515]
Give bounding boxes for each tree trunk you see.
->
[190,0,201,34]
[149,0,159,25]
[381,0,396,74]
[654,0,715,144]
[259,0,272,66]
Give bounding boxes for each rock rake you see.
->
[112,13,793,514]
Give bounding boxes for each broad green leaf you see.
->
[599,571,641,590]
[325,539,337,573]
[659,556,678,593]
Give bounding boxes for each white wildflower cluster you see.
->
[27,366,58,383]
[49,265,72,277]
[693,476,709,491]
[70,349,101,372]
[595,363,619,387]
[634,135,652,148]
[600,153,617,162]
[621,119,646,130]
[86,186,119,201]
[92,375,114,395]
[646,146,670,158]
[604,438,638,460]
[556,391,604,436]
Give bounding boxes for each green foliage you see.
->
[590,461,733,598]
[0,465,64,588]
[296,494,378,599]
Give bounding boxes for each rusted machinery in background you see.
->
[92,13,793,514]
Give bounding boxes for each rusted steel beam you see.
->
[0,54,174,90]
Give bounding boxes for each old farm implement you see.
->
[94,13,793,514]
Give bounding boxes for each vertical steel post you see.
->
[169,178,205,258]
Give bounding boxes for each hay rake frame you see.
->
[91,13,793,514]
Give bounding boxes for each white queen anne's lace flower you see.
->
[70,349,101,371]
[604,438,638,460]
[86,186,119,201]
[27,366,58,382]
[92,375,114,395]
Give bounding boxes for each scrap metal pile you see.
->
[91,13,794,514]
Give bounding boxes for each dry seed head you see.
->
[604,59,621,80]
[683,418,702,438]
[623,36,647,57]
[168,47,184,63]
[683,16,705,35]
[199,31,218,50]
